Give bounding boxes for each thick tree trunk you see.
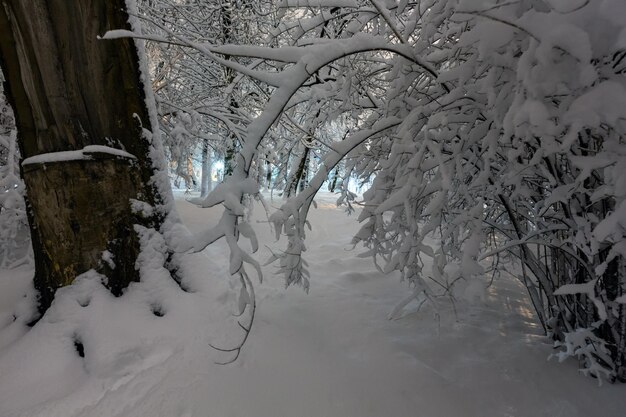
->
[0,0,165,313]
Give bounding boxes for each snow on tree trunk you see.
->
[285,146,310,198]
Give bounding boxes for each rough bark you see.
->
[0,0,164,313]
[22,152,143,298]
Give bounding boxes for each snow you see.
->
[0,193,625,417]
[594,199,626,242]
[554,278,608,321]
[546,0,588,13]
[565,81,626,128]
[21,145,136,166]
[281,0,359,7]
[600,0,626,26]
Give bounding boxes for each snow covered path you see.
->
[0,193,625,417]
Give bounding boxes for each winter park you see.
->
[1,0,626,416]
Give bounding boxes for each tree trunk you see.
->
[298,150,309,193]
[265,159,272,190]
[329,168,339,192]
[186,154,197,191]
[0,0,166,313]
[200,138,212,197]
[286,146,310,198]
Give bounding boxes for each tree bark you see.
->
[265,159,272,190]
[0,0,165,313]
[220,0,239,179]
[329,168,339,192]
[286,146,310,198]
[200,138,212,197]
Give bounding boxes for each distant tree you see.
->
[138,0,276,194]
[128,0,626,381]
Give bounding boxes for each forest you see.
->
[1,0,626,416]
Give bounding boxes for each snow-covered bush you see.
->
[350,0,626,382]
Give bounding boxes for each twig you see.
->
[209,271,256,365]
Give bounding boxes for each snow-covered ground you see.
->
[0,192,624,417]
